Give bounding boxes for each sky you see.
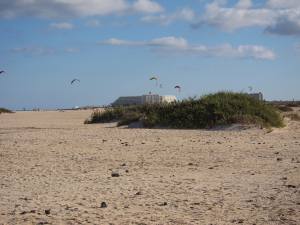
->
[0,0,299,110]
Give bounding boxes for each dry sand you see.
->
[0,110,299,225]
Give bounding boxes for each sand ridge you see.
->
[0,110,299,225]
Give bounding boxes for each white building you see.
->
[248,92,264,101]
[112,96,142,106]
[112,94,177,106]
[141,94,161,104]
[161,95,177,103]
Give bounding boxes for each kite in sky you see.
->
[71,79,80,85]
[175,85,181,93]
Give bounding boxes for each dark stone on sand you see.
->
[121,163,126,166]
[231,219,244,224]
[20,210,36,215]
[100,202,107,208]
[135,191,142,196]
[159,202,167,206]
[44,209,50,215]
[286,184,296,188]
[111,172,120,177]
[37,222,49,225]
[277,158,283,161]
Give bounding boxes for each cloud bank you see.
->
[11,47,55,55]
[49,22,74,30]
[195,0,300,36]
[141,8,196,25]
[99,36,276,60]
[0,0,163,19]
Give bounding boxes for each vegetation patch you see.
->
[85,92,284,129]
[275,105,294,112]
[0,107,13,114]
[284,113,300,121]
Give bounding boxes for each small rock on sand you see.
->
[111,172,120,177]
[44,209,51,215]
[100,202,107,208]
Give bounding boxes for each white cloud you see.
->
[199,1,275,31]
[149,37,188,49]
[141,8,196,25]
[65,48,79,53]
[85,19,101,27]
[196,0,300,35]
[295,43,300,52]
[133,0,164,13]
[0,0,163,19]
[11,46,81,55]
[236,0,252,9]
[11,47,55,55]
[267,0,300,9]
[99,36,276,60]
[102,38,144,46]
[50,22,74,30]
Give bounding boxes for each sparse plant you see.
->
[275,105,293,112]
[284,113,300,121]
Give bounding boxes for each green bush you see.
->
[85,92,284,128]
[117,111,142,126]
[0,107,13,114]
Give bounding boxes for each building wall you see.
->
[248,92,263,101]
[112,94,177,106]
[161,95,177,103]
[141,94,161,104]
[112,96,142,106]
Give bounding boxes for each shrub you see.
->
[85,108,125,124]
[85,92,284,129]
[0,107,13,114]
[117,111,142,126]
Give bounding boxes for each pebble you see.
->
[286,184,296,188]
[100,202,107,208]
[159,202,167,206]
[111,172,120,177]
[44,209,51,215]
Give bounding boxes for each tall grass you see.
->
[85,92,284,128]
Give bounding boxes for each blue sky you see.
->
[0,0,299,110]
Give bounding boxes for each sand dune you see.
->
[0,110,299,225]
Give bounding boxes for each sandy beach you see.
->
[0,110,299,225]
